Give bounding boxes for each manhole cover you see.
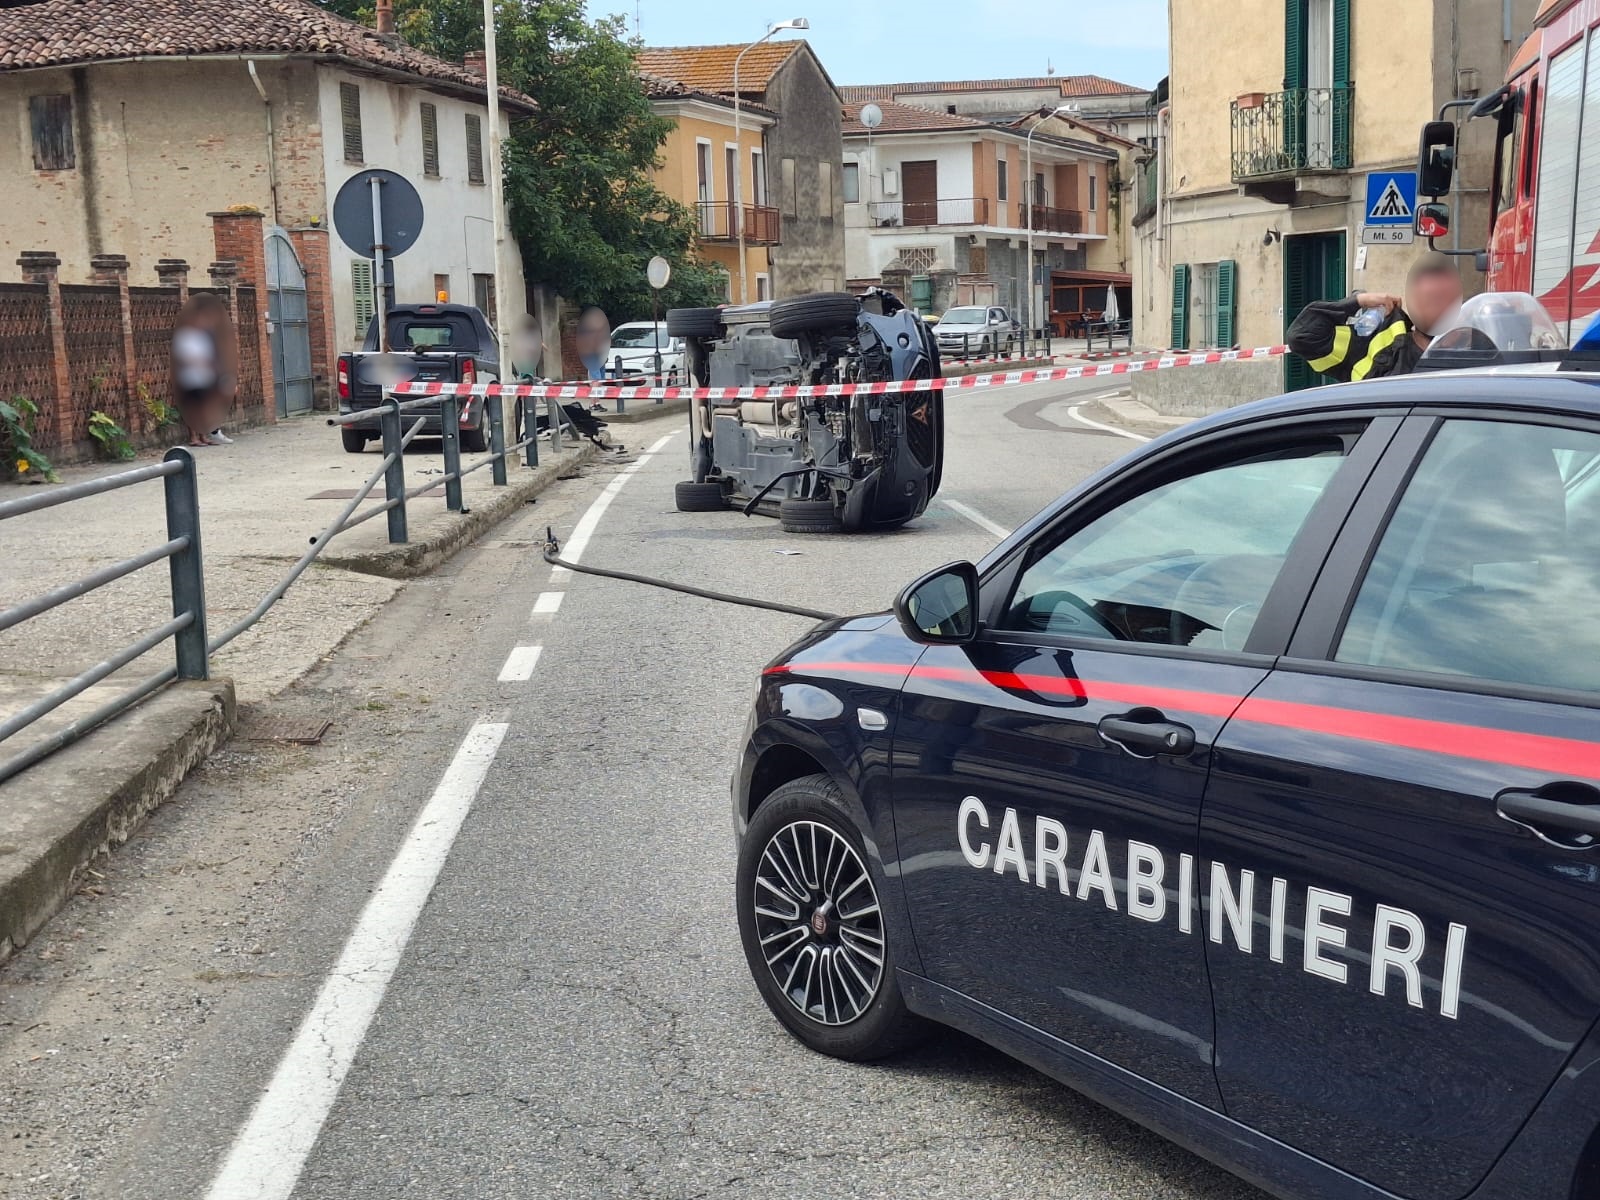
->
[243,717,333,745]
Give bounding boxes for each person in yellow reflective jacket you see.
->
[1287,252,1464,382]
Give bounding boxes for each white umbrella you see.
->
[1102,286,1120,325]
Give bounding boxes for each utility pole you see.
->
[483,0,512,375]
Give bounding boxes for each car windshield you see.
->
[610,325,673,348]
[941,308,987,324]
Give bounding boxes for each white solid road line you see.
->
[549,431,676,580]
[205,720,510,1200]
[497,645,543,682]
[647,433,677,454]
[1066,403,1151,443]
[939,496,1011,540]
[531,592,564,617]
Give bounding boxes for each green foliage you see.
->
[87,411,136,462]
[317,0,727,319]
[0,396,58,482]
[138,380,182,429]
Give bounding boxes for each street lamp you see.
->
[1024,103,1074,352]
[733,17,809,305]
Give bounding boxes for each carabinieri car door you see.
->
[1199,409,1600,1199]
[890,411,1403,1108]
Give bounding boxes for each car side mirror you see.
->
[1416,201,1450,240]
[1418,120,1457,197]
[894,561,980,645]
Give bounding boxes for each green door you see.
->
[910,275,933,314]
[1283,230,1346,391]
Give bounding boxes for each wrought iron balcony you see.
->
[1231,87,1354,182]
[869,197,992,227]
[1027,204,1085,235]
[695,202,782,245]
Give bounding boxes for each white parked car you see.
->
[606,322,686,381]
[933,305,1019,358]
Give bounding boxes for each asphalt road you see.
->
[1,377,1271,1200]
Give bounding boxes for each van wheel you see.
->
[769,293,861,340]
[737,774,929,1060]
[779,497,844,534]
[341,428,367,454]
[675,480,724,512]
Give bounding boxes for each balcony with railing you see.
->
[1231,87,1353,201]
[869,197,991,228]
[1027,204,1086,235]
[695,201,782,245]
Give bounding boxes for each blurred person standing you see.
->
[171,292,238,447]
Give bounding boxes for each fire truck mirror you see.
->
[1418,120,1458,198]
[1416,202,1451,241]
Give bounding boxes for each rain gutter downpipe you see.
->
[246,59,280,224]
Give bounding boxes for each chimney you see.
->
[464,50,487,75]
[375,0,395,36]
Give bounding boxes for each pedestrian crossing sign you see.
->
[1361,170,1418,245]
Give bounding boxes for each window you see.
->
[465,113,485,184]
[819,160,835,219]
[757,274,771,301]
[340,82,363,163]
[842,161,860,204]
[351,260,376,331]
[781,157,797,217]
[696,140,715,234]
[473,273,497,325]
[1088,170,1098,211]
[421,102,440,178]
[1336,420,1600,694]
[1034,171,1046,205]
[29,94,74,171]
[1004,435,1353,651]
[1494,90,1526,216]
[997,158,1009,202]
[1187,260,1238,349]
[751,148,767,206]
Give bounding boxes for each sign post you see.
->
[333,168,425,349]
[1361,170,1419,246]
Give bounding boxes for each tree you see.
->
[319,0,726,317]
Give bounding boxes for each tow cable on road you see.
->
[539,529,840,622]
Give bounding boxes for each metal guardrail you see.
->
[0,451,206,783]
[0,388,572,782]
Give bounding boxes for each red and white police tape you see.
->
[392,345,1290,404]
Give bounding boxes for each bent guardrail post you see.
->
[379,397,409,544]
[548,397,564,452]
[487,394,508,486]
[522,396,540,468]
[162,447,209,680]
[441,394,465,512]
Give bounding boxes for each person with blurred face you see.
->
[1287,251,1465,381]
[574,306,611,382]
[171,292,239,447]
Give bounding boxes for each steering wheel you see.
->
[1168,555,1282,651]
[1022,588,1123,639]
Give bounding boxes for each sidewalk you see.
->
[0,414,596,957]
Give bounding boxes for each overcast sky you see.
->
[611,0,1170,90]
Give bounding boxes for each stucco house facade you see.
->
[842,101,1125,331]
[638,41,846,298]
[0,0,531,411]
[841,75,1155,145]
[1131,0,1539,412]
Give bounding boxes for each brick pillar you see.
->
[287,227,336,410]
[90,253,141,434]
[17,250,72,450]
[211,210,277,422]
[156,257,190,302]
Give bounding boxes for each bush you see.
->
[0,396,58,482]
[88,411,136,462]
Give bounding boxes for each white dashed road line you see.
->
[1066,403,1151,443]
[939,496,1012,540]
[497,645,543,682]
[531,592,564,617]
[550,431,677,580]
[205,720,511,1200]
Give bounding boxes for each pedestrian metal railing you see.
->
[0,388,578,782]
[0,451,207,782]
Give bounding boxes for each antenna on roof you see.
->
[635,0,641,37]
[1046,59,1055,76]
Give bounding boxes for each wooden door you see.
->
[901,160,938,225]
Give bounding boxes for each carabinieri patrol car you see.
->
[731,294,1600,1200]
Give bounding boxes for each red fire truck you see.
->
[1420,0,1600,338]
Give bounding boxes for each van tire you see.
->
[341,428,368,454]
[769,293,861,340]
[667,307,725,339]
[779,497,844,534]
[675,480,725,512]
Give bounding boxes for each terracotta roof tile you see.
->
[0,0,535,109]
[635,42,803,95]
[841,100,992,134]
[841,75,1146,103]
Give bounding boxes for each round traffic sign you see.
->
[332,169,425,258]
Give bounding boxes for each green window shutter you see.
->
[1332,0,1351,86]
[465,113,485,184]
[421,102,439,178]
[1331,0,1353,166]
[1284,0,1306,89]
[340,82,363,163]
[1216,260,1238,348]
[352,260,375,334]
[1171,263,1191,350]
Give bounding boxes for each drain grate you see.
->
[243,717,333,745]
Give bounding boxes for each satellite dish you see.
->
[860,103,883,130]
[647,255,672,290]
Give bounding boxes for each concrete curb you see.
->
[0,679,236,962]
[320,441,599,579]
